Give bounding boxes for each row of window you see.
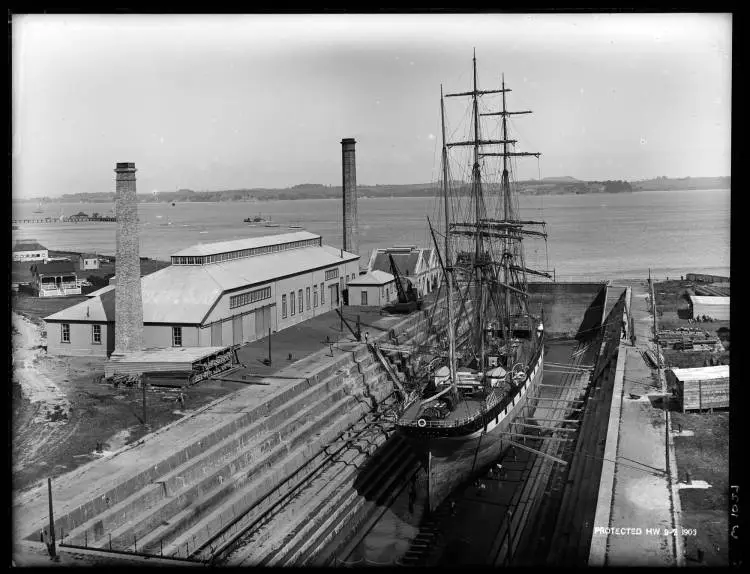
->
[282,282,327,319]
[325,268,339,280]
[229,286,272,309]
[60,323,101,344]
[171,238,321,265]
[60,323,183,347]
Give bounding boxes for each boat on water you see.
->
[33,200,44,214]
[264,217,280,228]
[394,51,551,512]
[243,213,267,224]
[288,221,303,229]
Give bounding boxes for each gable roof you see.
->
[33,261,75,274]
[370,251,422,277]
[46,243,359,325]
[172,231,320,257]
[46,289,115,323]
[349,270,395,286]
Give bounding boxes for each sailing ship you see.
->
[33,200,44,214]
[395,51,551,512]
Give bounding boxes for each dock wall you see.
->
[546,286,629,566]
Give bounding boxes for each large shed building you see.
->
[688,295,730,321]
[44,232,359,357]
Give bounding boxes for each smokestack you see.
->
[341,138,358,256]
[113,162,144,354]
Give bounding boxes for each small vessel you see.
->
[264,217,280,228]
[244,214,266,224]
[33,200,44,214]
[395,51,551,512]
[288,221,303,229]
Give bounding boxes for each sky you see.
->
[12,13,732,198]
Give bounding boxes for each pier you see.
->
[12,217,117,225]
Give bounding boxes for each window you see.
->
[325,268,339,281]
[282,294,288,318]
[61,323,70,343]
[298,289,304,313]
[172,326,182,347]
[290,291,296,315]
[361,291,368,306]
[386,287,390,301]
[320,282,325,305]
[230,286,272,309]
[314,285,318,307]
[306,287,311,310]
[92,324,102,344]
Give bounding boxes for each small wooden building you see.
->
[347,270,398,307]
[31,260,81,297]
[79,253,100,270]
[667,365,729,412]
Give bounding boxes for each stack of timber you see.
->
[666,366,729,412]
[104,346,232,383]
[657,328,722,351]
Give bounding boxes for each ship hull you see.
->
[403,350,544,512]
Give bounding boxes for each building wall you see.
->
[142,325,199,348]
[45,322,111,357]
[350,280,398,306]
[13,249,48,262]
[691,301,730,321]
[80,258,99,270]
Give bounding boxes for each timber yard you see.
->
[12,141,730,568]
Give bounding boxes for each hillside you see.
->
[20,176,728,204]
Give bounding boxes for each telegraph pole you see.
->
[47,478,57,558]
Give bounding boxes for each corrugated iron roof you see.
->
[349,270,395,285]
[171,231,320,257]
[46,289,115,322]
[371,252,421,277]
[669,365,729,381]
[85,284,116,298]
[46,244,358,325]
[689,295,730,305]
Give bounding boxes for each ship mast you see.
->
[440,85,458,392]
[480,75,545,360]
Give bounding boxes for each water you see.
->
[12,189,729,280]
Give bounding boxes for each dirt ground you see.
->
[11,309,244,496]
[653,279,729,369]
[671,412,729,567]
[655,279,729,567]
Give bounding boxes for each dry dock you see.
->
[13,280,686,567]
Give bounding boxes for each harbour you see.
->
[12,13,732,569]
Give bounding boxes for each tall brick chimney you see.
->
[113,162,144,354]
[341,138,358,256]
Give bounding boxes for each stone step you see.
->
[141,389,370,557]
[63,368,360,547]
[95,367,367,551]
[236,430,389,565]
[158,376,396,559]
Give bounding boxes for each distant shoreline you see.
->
[12,187,732,205]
